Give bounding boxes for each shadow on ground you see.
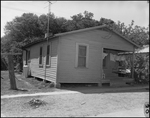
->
[60,84,149,94]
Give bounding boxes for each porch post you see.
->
[131,49,135,79]
[26,50,28,65]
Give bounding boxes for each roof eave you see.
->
[111,29,141,48]
[22,35,58,49]
[55,25,107,37]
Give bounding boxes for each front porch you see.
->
[101,48,135,87]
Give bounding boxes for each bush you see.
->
[133,53,149,84]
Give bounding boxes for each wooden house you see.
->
[22,25,140,87]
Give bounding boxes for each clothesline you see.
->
[110,53,125,61]
[102,52,126,61]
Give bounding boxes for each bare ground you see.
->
[1,71,63,95]
[1,91,149,117]
[1,71,149,117]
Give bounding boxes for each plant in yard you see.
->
[28,98,47,109]
[134,53,149,84]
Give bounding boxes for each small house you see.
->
[22,25,140,87]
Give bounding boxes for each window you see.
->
[46,45,51,66]
[76,43,89,68]
[78,45,87,67]
[25,50,30,64]
[27,50,30,62]
[39,47,43,66]
[103,56,107,68]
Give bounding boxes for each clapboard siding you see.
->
[63,29,133,51]
[23,38,58,82]
[58,31,102,83]
[57,29,134,83]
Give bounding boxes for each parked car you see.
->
[118,68,131,77]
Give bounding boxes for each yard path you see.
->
[1,90,80,99]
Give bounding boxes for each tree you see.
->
[2,11,149,63]
[4,13,44,46]
[69,11,100,30]
[8,55,18,90]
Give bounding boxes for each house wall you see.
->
[57,29,134,84]
[23,38,58,83]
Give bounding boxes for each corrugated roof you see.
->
[22,25,140,49]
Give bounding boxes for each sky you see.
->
[1,1,149,37]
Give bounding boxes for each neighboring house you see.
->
[22,25,140,87]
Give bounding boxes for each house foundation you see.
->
[56,83,61,88]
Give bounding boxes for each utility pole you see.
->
[44,1,51,81]
[47,1,51,38]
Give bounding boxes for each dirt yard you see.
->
[1,71,149,117]
[1,91,149,117]
[1,71,63,95]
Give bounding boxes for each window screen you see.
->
[39,47,43,65]
[46,45,51,65]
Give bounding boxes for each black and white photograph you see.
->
[1,1,149,117]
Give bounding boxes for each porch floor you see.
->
[101,77,134,87]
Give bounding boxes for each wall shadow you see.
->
[60,85,149,94]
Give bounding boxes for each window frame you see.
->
[46,44,51,67]
[75,43,89,68]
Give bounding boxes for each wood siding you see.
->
[57,29,134,83]
[23,38,58,82]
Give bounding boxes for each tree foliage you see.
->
[1,11,149,72]
[134,53,149,83]
[2,11,149,54]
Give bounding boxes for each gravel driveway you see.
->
[1,90,149,117]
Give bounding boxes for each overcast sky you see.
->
[1,1,149,37]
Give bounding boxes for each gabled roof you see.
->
[22,25,140,49]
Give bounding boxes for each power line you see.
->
[2,4,71,17]
[2,5,44,15]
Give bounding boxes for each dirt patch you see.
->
[1,91,149,117]
[1,71,61,96]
